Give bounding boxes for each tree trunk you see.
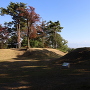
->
[27,20,31,50]
[17,20,21,48]
[0,41,3,49]
[0,43,1,49]
[27,36,30,49]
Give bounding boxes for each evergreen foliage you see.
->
[0,2,69,52]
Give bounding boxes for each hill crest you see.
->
[0,48,66,61]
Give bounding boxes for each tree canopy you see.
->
[0,24,9,48]
[0,2,69,52]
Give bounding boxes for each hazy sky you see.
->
[0,0,90,48]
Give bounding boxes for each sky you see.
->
[0,0,90,48]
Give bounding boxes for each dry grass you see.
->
[0,47,90,90]
[0,48,66,61]
[0,49,25,61]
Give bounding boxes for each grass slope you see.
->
[0,48,65,61]
[0,47,90,90]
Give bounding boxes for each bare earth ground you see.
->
[0,48,90,90]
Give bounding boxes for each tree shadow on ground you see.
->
[0,61,90,90]
[0,48,90,90]
[0,60,90,90]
